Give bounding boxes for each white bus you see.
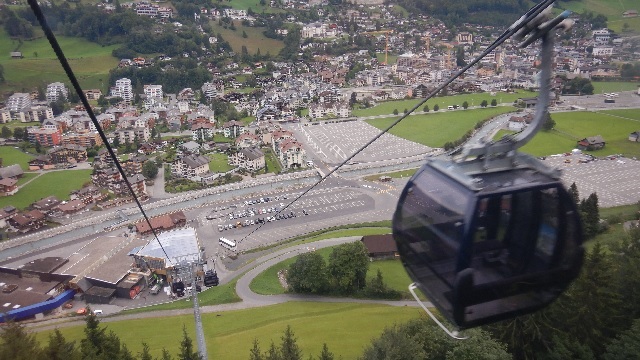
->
[219,237,236,250]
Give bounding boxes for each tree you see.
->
[265,342,280,360]
[42,329,79,360]
[0,321,42,360]
[279,326,302,360]
[328,242,369,294]
[491,98,497,107]
[569,182,580,205]
[542,112,556,131]
[422,105,429,112]
[13,127,24,141]
[249,339,263,360]
[286,252,328,293]
[35,141,42,154]
[243,31,248,38]
[178,326,202,360]
[456,46,466,67]
[403,108,408,114]
[462,101,469,109]
[139,342,154,360]
[142,160,159,180]
[580,192,600,239]
[433,104,439,112]
[112,137,120,148]
[392,109,398,115]
[1,126,11,139]
[317,343,334,360]
[480,99,488,107]
[603,319,640,360]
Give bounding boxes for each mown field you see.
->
[592,81,640,94]
[0,29,119,94]
[352,90,535,117]
[366,106,516,148]
[495,109,640,157]
[207,152,234,172]
[0,146,34,171]
[0,170,92,209]
[36,302,421,360]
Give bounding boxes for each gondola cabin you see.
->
[393,157,584,329]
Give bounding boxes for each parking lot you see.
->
[196,186,385,253]
[292,120,431,164]
[544,154,640,207]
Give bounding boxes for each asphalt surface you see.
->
[27,236,422,331]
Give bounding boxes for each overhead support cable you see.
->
[27,0,173,265]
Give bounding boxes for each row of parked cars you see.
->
[218,210,303,231]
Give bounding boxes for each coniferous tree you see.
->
[178,326,202,360]
[42,329,79,360]
[569,182,580,205]
[317,343,334,360]
[249,339,263,360]
[139,342,154,360]
[0,321,42,360]
[279,326,302,360]
[265,341,281,360]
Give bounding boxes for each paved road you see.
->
[27,236,423,331]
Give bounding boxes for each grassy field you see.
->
[262,147,281,174]
[0,146,34,170]
[559,0,640,33]
[209,21,284,56]
[0,30,119,93]
[16,172,38,186]
[250,227,393,295]
[367,106,515,148]
[592,81,640,94]
[364,169,417,181]
[36,302,422,360]
[495,109,640,157]
[353,90,535,117]
[207,152,234,172]
[0,170,91,209]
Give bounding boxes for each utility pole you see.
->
[175,255,208,359]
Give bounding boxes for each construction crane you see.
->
[440,42,455,69]
[362,30,393,65]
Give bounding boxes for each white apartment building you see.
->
[7,93,32,112]
[201,82,224,100]
[46,82,68,103]
[144,85,163,99]
[110,78,134,103]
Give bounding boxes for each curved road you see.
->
[29,236,423,330]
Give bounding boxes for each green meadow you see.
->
[0,29,119,93]
[36,302,422,360]
[353,90,534,117]
[0,146,35,171]
[559,0,640,33]
[592,81,640,94]
[210,21,285,56]
[0,170,92,210]
[495,109,640,157]
[366,106,516,147]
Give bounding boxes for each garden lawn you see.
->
[35,302,421,360]
[0,29,119,93]
[353,90,534,117]
[0,170,91,210]
[262,147,281,174]
[208,153,234,172]
[0,146,34,171]
[592,81,640,94]
[367,107,515,147]
[495,110,640,158]
[16,172,39,186]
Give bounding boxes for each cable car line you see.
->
[234,0,560,248]
[27,0,174,266]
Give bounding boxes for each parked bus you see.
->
[219,237,236,250]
